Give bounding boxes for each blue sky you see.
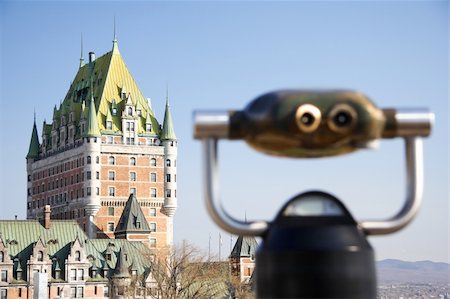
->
[0,1,448,262]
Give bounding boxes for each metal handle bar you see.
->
[195,109,433,236]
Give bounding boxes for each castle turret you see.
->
[161,95,177,246]
[26,115,41,218]
[83,89,101,238]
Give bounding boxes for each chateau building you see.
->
[25,34,177,248]
[0,207,158,299]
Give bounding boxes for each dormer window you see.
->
[128,107,133,116]
[137,109,141,116]
[112,108,117,115]
[37,250,44,262]
[0,252,3,262]
[106,121,112,130]
[146,123,151,132]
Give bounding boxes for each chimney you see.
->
[89,52,96,63]
[44,205,51,229]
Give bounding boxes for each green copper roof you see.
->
[84,92,101,137]
[27,119,40,158]
[113,247,130,278]
[160,99,177,140]
[115,194,151,234]
[229,235,258,258]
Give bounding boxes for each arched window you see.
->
[128,107,133,116]
[86,156,91,164]
[0,251,4,262]
[37,250,44,262]
[130,157,136,166]
[150,158,156,167]
[108,156,115,165]
[75,250,81,261]
[166,159,171,167]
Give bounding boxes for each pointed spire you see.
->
[27,115,40,159]
[84,80,101,137]
[160,89,177,141]
[112,16,119,53]
[114,194,151,234]
[79,33,85,68]
[113,247,130,278]
[229,235,258,258]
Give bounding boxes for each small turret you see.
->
[84,88,101,137]
[160,98,176,141]
[27,115,40,159]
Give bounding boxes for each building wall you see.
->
[26,136,175,248]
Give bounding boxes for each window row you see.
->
[107,187,176,198]
[107,207,157,217]
[106,172,175,183]
[107,156,176,167]
[30,157,85,181]
[30,173,85,195]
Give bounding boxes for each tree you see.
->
[146,242,229,298]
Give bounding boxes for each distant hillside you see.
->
[377,259,450,284]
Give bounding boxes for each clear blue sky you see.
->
[0,1,448,262]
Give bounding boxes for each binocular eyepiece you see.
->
[194,90,433,158]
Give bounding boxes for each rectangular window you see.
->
[96,171,100,180]
[150,173,156,182]
[107,222,114,232]
[166,189,171,198]
[0,270,6,282]
[96,187,100,196]
[77,269,84,281]
[149,223,156,232]
[71,287,76,298]
[1,289,8,299]
[70,269,76,281]
[107,136,113,144]
[108,171,115,180]
[130,188,136,195]
[150,188,157,198]
[86,187,91,196]
[86,171,91,180]
[130,172,136,181]
[109,187,115,197]
[149,238,156,248]
[106,121,112,130]
[166,174,171,183]
[149,208,156,217]
[103,286,109,297]
[108,207,114,216]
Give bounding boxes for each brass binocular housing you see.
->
[194,90,433,158]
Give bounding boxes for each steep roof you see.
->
[229,236,258,258]
[113,247,130,278]
[58,40,160,134]
[27,119,40,159]
[0,219,152,279]
[114,194,151,234]
[160,99,177,140]
[84,91,101,137]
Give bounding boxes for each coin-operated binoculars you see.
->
[193,90,434,298]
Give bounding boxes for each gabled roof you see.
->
[114,194,151,234]
[27,119,40,159]
[229,236,258,258]
[160,99,176,140]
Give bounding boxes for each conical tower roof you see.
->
[113,247,130,278]
[115,194,151,234]
[84,90,101,137]
[160,99,176,140]
[27,117,40,159]
[229,235,258,258]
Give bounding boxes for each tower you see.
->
[25,34,177,249]
[161,92,178,247]
[229,236,258,283]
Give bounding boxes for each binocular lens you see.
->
[295,104,322,133]
[328,104,357,133]
[333,111,353,127]
[301,113,315,126]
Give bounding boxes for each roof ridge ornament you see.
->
[79,33,85,68]
[112,16,119,53]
